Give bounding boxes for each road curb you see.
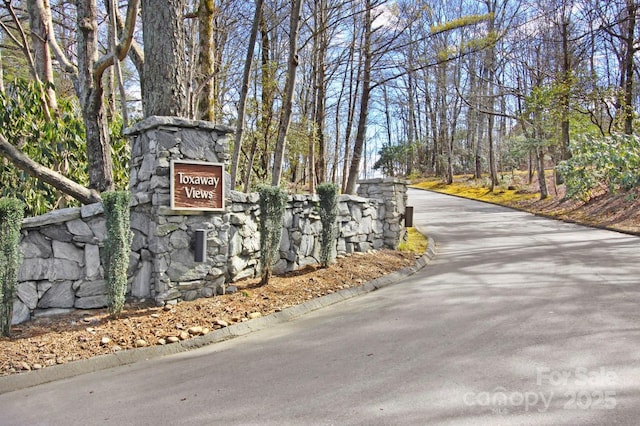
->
[0,237,437,395]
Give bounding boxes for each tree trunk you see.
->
[0,133,101,205]
[196,0,215,121]
[556,14,571,184]
[107,0,128,127]
[536,146,548,199]
[271,0,303,187]
[345,0,372,194]
[230,0,262,190]
[76,0,114,193]
[247,14,276,190]
[27,0,58,115]
[484,0,498,189]
[339,16,360,191]
[622,0,636,135]
[0,49,4,94]
[141,0,187,117]
[312,0,328,186]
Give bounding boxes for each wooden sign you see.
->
[170,160,225,211]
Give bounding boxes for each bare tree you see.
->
[26,0,58,115]
[230,0,262,190]
[344,0,373,194]
[271,0,303,186]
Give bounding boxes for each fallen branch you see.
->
[0,133,101,205]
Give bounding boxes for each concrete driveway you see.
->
[0,188,639,425]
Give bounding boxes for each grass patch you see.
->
[398,227,428,254]
[411,177,538,206]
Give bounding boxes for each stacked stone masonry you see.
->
[12,117,408,324]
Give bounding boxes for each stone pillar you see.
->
[125,116,233,305]
[356,178,408,249]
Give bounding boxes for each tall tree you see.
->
[271,0,303,186]
[196,0,215,121]
[230,0,262,190]
[141,0,187,117]
[345,0,373,194]
[26,0,58,115]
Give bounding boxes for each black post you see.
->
[404,206,414,227]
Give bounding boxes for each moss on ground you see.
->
[411,177,538,206]
[399,227,428,254]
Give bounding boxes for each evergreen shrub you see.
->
[258,186,288,284]
[103,191,133,316]
[558,134,640,200]
[317,183,339,267]
[0,198,25,337]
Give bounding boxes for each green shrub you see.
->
[258,186,288,285]
[0,198,25,337]
[558,134,640,200]
[102,191,132,316]
[317,183,339,267]
[0,79,130,216]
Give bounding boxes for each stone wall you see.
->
[13,188,399,323]
[357,177,409,248]
[227,191,386,283]
[11,116,408,324]
[13,204,107,324]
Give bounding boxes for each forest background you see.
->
[1,0,639,217]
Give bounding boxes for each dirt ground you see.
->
[0,250,417,376]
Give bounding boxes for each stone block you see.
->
[21,207,80,229]
[170,230,190,249]
[228,228,242,257]
[299,234,316,257]
[180,129,206,159]
[228,256,248,276]
[37,282,52,298]
[18,258,51,281]
[11,300,30,325]
[356,242,372,252]
[132,261,152,298]
[177,280,204,291]
[150,175,168,190]
[52,259,83,281]
[138,153,156,182]
[156,129,179,150]
[76,280,107,297]
[53,240,84,264]
[359,216,373,235]
[75,294,108,309]
[167,249,209,281]
[38,281,75,308]
[131,230,148,252]
[207,274,226,289]
[80,202,104,218]
[41,225,73,243]
[17,281,38,309]
[67,218,94,239]
[279,231,290,252]
[20,231,52,258]
[272,259,288,275]
[238,220,258,238]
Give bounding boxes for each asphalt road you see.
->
[1,188,639,426]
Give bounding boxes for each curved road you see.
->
[1,189,639,425]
